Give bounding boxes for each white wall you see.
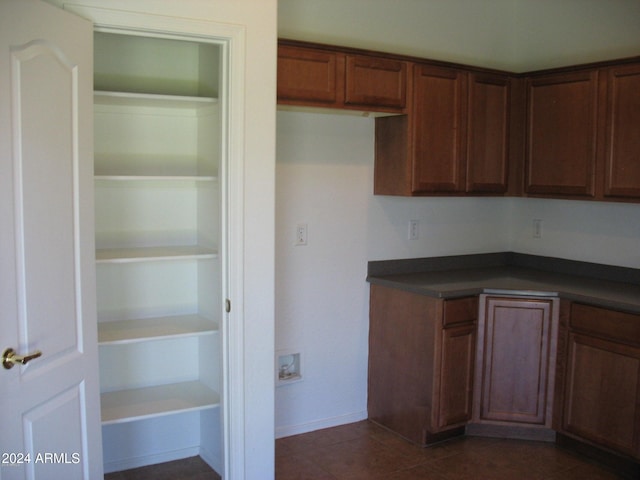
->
[275,111,512,436]
[278,0,519,71]
[508,198,640,268]
[278,0,640,72]
[513,0,640,71]
[276,0,640,437]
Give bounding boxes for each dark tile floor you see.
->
[104,455,221,480]
[275,421,632,480]
[103,420,633,479]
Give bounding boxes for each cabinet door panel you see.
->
[438,323,476,427]
[563,333,640,457]
[604,63,640,198]
[277,46,339,105]
[368,285,438,444]
[467,73,510,193]
[345,55,406,110]
[412,65,467,193]
[526,70,598,196]
[478,297,553,424]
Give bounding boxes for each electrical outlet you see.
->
[408,220,419,240]
[295,223,308,246]
[533,219,543,238]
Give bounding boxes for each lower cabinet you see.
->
[368,285,477,444]
[368,286,640,465]
[559,303,640,460]
[473,295,558,431]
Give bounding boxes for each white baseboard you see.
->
[103,446,200,474]
[275,410,368,439]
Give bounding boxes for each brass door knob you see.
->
[2,348,42,370]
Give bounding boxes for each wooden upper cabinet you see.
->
[277,42,407,113]
[374,65,512,196]
[412,64,467,193]
[278,40,640,203]
[525,70,599,197]
[603,62,640,199]
[344,54,407,110]
[466,73,510,193]
[277,45,341,106]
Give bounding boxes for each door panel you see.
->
[0,1,102,479]
[14,39,82,372]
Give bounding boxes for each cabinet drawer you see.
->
[443,296,478,326]
[571,303,640,346]
[345,55,407,110]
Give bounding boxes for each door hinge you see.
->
[225,298,231,313]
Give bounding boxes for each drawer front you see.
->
[571,303,640,346]
[443,296,478,326]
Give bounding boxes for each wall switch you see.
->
[533,219,543,238]
[295,223,308,246]
[408,220,419,240]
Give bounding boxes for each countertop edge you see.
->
[367,253,640,315]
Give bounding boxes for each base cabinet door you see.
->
[561,303,640,459]
[563,334,640,457]
[474,296,557,427]
[437,322,476,428]
[368,285,477,445]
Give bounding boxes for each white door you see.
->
[0,1,103,479]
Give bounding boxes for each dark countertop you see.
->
[367,253,640,314]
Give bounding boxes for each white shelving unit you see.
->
[93,31,224,474]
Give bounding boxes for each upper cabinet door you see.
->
[344,54,407,111]
[0,1,103,478]
[603,62,640,199]
[412,64,467,193]
[277,45,341,106]
[525,70,599,197]
[466,73,510,193]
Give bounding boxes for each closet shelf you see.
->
[95,174,217,182]
[101,381,220,425]
[98,314,218,345]
[96,245,218,263]
[95,90,218,108]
